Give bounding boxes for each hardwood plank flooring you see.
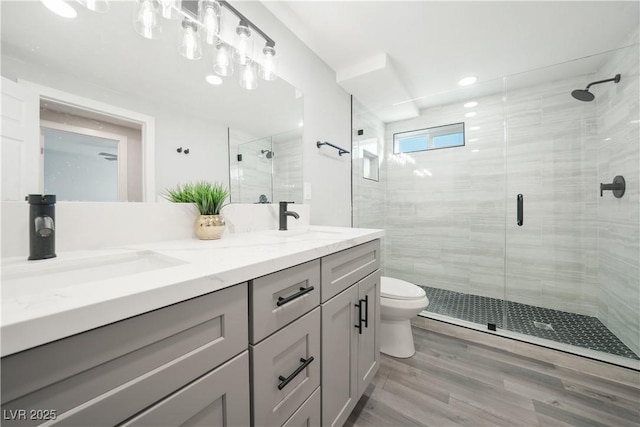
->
[345,326,640,427]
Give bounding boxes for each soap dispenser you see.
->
[27,194,57,260]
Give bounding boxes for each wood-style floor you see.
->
[345,326,640,427]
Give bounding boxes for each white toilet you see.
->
[380,276,429,358]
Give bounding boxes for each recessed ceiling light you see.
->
[469,126,481,131]
[465,112,477,118]
[469,138,478,142]
[298,121,304,127]
[205,74,223,85]
[41,0,77,18]
[458,76,477,87]
[464,101,478,108]
[471,149,480,153]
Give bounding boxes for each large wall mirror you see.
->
[0,0,303,203]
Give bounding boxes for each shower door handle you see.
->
[517,194,523,226]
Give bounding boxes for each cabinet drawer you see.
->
[321,240,380,302]
[252,307,320,427]
[121,351,250,427]
[1,283,248,427]
[251,259,320,344]
[282,386,320,427]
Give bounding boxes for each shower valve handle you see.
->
[600,176,625,198]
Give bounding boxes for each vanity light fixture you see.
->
[159,0,182,19]
[198,0,220,45]
[458,76,477,87]
[41,0,77,18]
[232,21,253,65]
[179,18,202,60]
[214,42,234,76]
[239,60,258,90]
[128,0,277,88]
[133,0,161,40]
[76,0,109,13]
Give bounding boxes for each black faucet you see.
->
[26,194,57,260]
[279,201,300,231]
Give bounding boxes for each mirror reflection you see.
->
[0,0,303,202]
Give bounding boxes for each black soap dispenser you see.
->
[27,194,57,260]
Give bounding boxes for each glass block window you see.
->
[393,122,465,153]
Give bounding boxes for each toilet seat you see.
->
[381,277,426,301]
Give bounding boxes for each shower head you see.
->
[261,149,274,159]
[571,73,621,102]
[571,89,595,102]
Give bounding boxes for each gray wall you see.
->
[595,44,640,355]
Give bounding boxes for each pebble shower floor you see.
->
[420,285,639,360]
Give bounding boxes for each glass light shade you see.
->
[133,0,161,40]
[158,0,182,19]
[232,23,253,65]
[214,42,234,76]
[198,0,220,45]
[76,0,109,13]
[239,61,258,90]
[179,19,202,60]
[259,45,278,81]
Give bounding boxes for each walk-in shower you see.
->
[352,44,639,368]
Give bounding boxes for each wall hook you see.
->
[184,148,190,154]
[176,147,182,153]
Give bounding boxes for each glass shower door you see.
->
[503,47,640,362]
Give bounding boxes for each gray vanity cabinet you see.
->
[120,351,250,427]
[0,283,249,427]
[320,241,381,427]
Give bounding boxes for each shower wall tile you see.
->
[382,73,601,314]
[596,44,640,355]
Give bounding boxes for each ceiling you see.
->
[265,1,639,122]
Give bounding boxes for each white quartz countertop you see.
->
[1,226,383,357]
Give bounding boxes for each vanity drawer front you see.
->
[251,259,320,344]
[321,240,380,302]
[282,386,320,427]
[122,351,250,427]
[252,307,320,427]
[1,283,248,427]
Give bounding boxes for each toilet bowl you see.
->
[380,276,429,358]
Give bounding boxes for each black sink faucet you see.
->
[279,201,299,231]
[26,194,57,260]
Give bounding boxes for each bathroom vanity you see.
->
[0,227,382,426]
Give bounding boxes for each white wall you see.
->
[237,2,352,226]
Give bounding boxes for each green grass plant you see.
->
[164,181,229,215]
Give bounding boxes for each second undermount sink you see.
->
[1,251,185,299]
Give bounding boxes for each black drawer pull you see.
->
[355,300,363,334]
[278,357,314,390]
[277,286,314,307]
[517,194,523,226]
[363,295,369,328]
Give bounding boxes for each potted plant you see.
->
[164,181,229,240]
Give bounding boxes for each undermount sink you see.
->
[2,251,185,299]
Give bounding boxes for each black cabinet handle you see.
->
[517,194,523,226]
[277,357,314,390]
[354,300,363,334]
[363,295,369,328]
[276,286,314,307]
